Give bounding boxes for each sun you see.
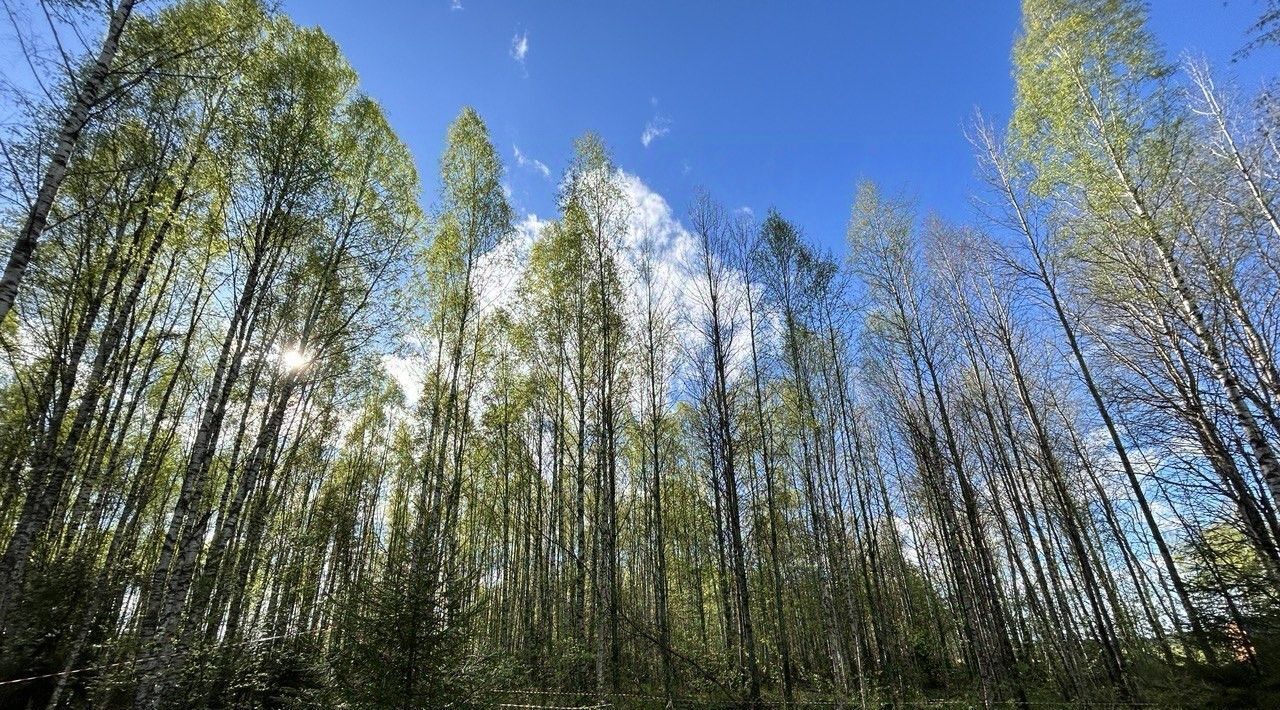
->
[279,347,310,372]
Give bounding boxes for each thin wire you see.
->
[490,704,608,710]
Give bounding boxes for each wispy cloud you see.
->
[510,30,529,66]
[641,116,671,147]
[641,98,671,148]
[513,145,551,179]
[450,0,463,10]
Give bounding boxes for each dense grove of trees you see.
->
[0,0,1277,707]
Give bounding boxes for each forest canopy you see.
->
[0,0,1278,708]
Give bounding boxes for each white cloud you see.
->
[513,144,551,179]
[388,215,547,414]
[640,116,671,147]
[475,213,547,316]
[473,169,726,356]
[510,31,529,65]
[382,354,423,408]
[450,0,463,9]
[385,170,767,421]
[612,172,766,392]
[641,97,672,148]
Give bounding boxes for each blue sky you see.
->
[286,1,1275,253]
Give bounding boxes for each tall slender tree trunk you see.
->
[0,0,139,323]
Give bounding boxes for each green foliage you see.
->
[1,1,1278,708]
[1010,0,1185,221]
[343,530,480,709]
